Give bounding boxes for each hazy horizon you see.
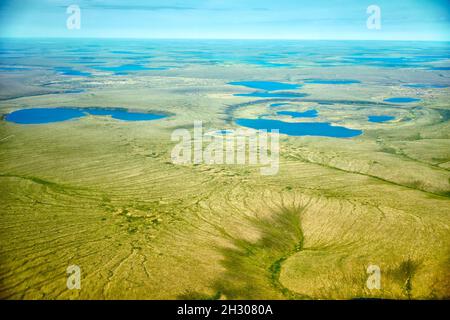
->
[1,0,449,41]
[1,37,450,43]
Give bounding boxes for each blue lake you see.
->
[4,107,167,124]
[228,81,301,91]
[384,97,421,103]
[235,118,362,138]
[235,92,308,98]
[229,81,306,98]
[55,67,91,77]
[368,115,395,123]
[304,79,361,85]
[277,110,318,118]
[270,103,290,107]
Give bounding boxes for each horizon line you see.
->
[1,36,449,42]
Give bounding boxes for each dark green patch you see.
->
[387,258,421,299]
[211,206,308,299]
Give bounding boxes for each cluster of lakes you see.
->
[226,80,403,137]
[229,79,364,98]
[3,80,414,138]
[55,64,169,76]
[234,109,395,138]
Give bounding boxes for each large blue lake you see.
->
[236,118,362,138]
[4,107,167,124]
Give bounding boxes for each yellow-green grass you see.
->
[0,65,449,299]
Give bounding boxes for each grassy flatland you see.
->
[0,62,449,299]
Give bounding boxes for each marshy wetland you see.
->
[0,39,449,299]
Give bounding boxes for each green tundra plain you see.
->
[0,40,449,299]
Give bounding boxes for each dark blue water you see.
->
[4,107,167,124]
[304,79,361,85]
[236,118,362,138]
[55,67,91,77]
[277,110,318,118]
[228,81,301,91]
[384,97,421,103]
[83,108,167,121]
[4,108,85,124]
[368,115,395,123]
[403,84,448,89]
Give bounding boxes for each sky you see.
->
[0,0,449,40]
